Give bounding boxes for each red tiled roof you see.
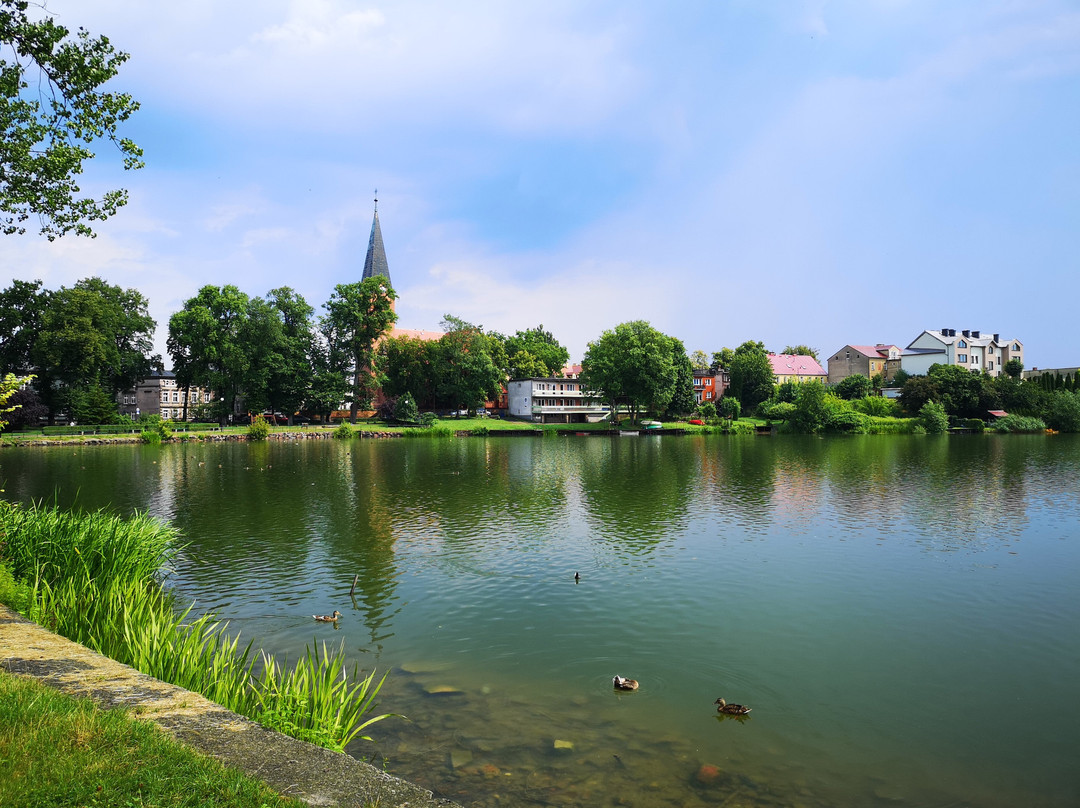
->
[768,353,827,377]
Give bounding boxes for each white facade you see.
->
[506,378,609,424]
[902,329,1023,378]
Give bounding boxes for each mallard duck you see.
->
[313,610,342,622]
[613,675,639,691]
[714,697,751,715]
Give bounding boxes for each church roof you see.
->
[362,196,390,282]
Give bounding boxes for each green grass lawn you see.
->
[0,670,305,808]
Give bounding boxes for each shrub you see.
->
[403,425,453,438]
[993,414,1047,433]
[394,393,419,424]
[853,395,899,418]
[470,425,490,436]
[918,401,949,434]
[720,419,755,435]
[717,397,741,420]
[696,401,717,420]
[247,415,271,441]
[419,412,437,427]
[964,418,986,433]
[759,401,795,421]
[1046,390,1080,432]
[332,423,354,440]
[141,429,162,445]
[828,410,870,434]
[834,374,871,400]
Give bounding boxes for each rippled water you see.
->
[3,434,1079,807]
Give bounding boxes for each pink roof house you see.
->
[768,353,828,384]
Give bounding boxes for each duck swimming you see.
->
[613,675,639,691]
[313,611,342,622]
[714,697,751,715]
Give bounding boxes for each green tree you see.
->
[782,344,819,360]
[898,374,939,416]
[380,335,439,409]
[503,325,570,378]
[393,391,420,424]
[436,316,502,412]
[0,279,46,373]
[1004,358,1024,379]
[240,288,315,422]
[727,341,775,413]
[1,2,143,238]
[690,350,709,371]
[717,396,741,420]
[507,349,549,380]
[834,374,871,400]
[0,372,32,430]
[580,320,678,424]
[321,277,398,422]
[1046,390,1080,433]
[710,348,735,372]
[33,277,158,422]
[791,380,830,433]
[168,285,251,423]
[919,400,949,434]
[666,339,696,419]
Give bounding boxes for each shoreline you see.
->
[0,604,459,808]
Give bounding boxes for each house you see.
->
[901,328,1023,377]
[506,376,609,423]
[827,344,902,384]
[118,370,215,421]
[768,353,827,385]
[693,368,729,403]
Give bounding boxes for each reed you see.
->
[2,501,396,752]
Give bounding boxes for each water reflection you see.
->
[2,434,1079,808]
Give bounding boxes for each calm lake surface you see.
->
[3,434,1079,808]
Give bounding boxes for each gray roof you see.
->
[362,199,390,282]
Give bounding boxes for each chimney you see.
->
[972,330,980,338]
[993,333,1000,342]
[962,330,970,338]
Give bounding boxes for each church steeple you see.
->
[362,191,390,282]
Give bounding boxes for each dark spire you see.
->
[362,191,390,282]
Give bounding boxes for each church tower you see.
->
[362,193,391,283]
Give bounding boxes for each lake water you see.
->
[3,434,1079,808]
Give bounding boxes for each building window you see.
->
[989,362,995,371]
[957,339,967,348]
[971,355,979,365]
[958,354,968,363]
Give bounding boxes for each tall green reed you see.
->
[3,501,396,751]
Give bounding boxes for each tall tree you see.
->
[168,285,250,423]
[503,325,570,378]
[690,350,709,371]
[436,316,501,413]
[580,320,678,424]
[1,1,143,238]
[240,287,315,422]
[726,341,774,412]
[380,335,439,410]
[667,338,696,418]
[782,344,819,360]
[322,277,397,422]
[32,277,157,422]
[0,278,46,373]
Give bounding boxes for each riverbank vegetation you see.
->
[0,670,307,808]
[0,501,394,753]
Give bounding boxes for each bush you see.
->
[759,401,795,421]
[719,419,755,434]
[835,374,871,400]
[717,397,741,420]
[403,425,453,438]
[828,410,870,434]
[696,401,717,420]
[964,418,986,433]
[993,414,1047,433]
[853,395,899,418]
[419,412,437,427]
[919,401,949,434]
[247,415,271,441]
[1046,390,1080,432]
[470,426,490,436]
[394,393,419,424]
[332,423,354,440]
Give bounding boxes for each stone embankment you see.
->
[0,605,458,808]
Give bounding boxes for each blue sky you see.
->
[7,0,1079,367]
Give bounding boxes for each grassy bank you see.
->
[0,669,306,808]
[0,501,394,753]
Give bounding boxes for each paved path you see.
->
[0,605,458,808]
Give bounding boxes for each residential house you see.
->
[902,328,1023,377]
[768,353,828,385]
[118,370,214,421]
[506,376,608,423]
[693,368,729,403]
[827,344,902,384]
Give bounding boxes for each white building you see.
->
[902,328,1023,377]
[506,377,609,424]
